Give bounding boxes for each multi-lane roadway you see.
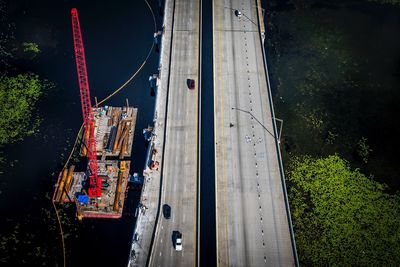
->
[214,0,296,266]
[147,0,297,266]
[149,0,200,266]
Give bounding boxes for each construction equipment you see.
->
[150,148,159,170]
[113,161,126,211]
[120,161,127,172]
[71,8,101,198]
[52,9,137,220]
[54,168,68,202]
[59,165,75,202]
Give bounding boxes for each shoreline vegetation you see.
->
[265,0,400,264]
[0,74,42,145]
[0,1,45,160]
[287,155,400,265]
[0,3,66,264]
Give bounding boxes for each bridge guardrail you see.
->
[254,1,300,266]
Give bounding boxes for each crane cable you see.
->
[52,1,157,266]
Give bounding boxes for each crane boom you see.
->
[71,8,101,197]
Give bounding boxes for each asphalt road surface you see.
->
[213,0,296,266]
[149,0,200,266]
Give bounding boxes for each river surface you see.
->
[1,0,160,266]
[263,0,400,191]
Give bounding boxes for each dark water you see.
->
[263,0,400,191]
[1,0,160,266]
[199,0,217,266]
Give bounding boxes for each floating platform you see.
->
[53,102,138,219]
[53,160,130,219]
[84,105,137,159]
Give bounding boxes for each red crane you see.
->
[71,8,101,198]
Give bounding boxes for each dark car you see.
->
[187,79,195,90]
[163,204,171,219]
[234,10,242,18]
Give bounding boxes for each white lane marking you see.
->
[159,252,162,256]
[161,238,163,243]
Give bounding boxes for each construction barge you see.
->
[53,104,138,219]
[92,105,137,159]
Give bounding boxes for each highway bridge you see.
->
[128,0,298,266]
[213,0,297,266]
[149,0,200,266]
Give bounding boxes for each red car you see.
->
[187,79,195,90]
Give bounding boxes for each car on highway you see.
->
[173,231,183,251]
[234,10,242,18]
[187,79,195,90]
[163,204,171,219]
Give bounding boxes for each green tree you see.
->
[0,74,42,145]
[357,137,372,164]
[287,155,400,266]
[22,42,40,54]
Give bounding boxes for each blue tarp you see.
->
[77,195,89,204]
[129,173,144,185]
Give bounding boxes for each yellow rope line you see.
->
[98,0,156,106]
[52,1,157,267]
[52,200,66,267]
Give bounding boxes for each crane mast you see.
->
[71,8,101,197]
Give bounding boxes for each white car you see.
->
[175,232,183,251]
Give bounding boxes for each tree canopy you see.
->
[0,74,42,145]
[287,155,400,266]
[22,42,40,54]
